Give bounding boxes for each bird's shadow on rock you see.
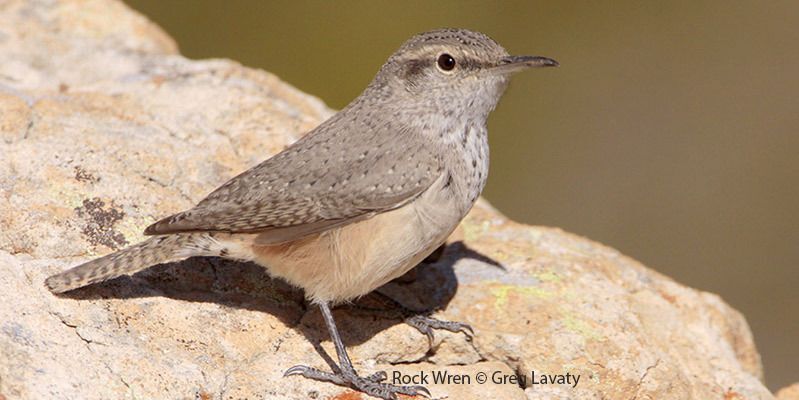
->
[58,240,501,352]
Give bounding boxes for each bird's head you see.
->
[367,28,558,122]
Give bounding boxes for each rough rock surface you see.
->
[777,384,799,400]
[777,383,799,400]
[0,1,790,399]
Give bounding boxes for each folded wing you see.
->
[144,125,442,245]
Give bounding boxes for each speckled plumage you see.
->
[46,28,557,400]
[143,116,444,243]
[143,28,515,244]
[46,27,559,298]
[46,26,560,299]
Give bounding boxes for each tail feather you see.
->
[45,234,200,293]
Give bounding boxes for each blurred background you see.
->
[124,0,798,390]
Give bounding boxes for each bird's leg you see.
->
[284,302,431,400]
[367,292,474,350]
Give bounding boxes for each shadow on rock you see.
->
[56,240,502,349]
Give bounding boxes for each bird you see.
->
[45,28,558,399]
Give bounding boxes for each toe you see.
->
[366,370,388,382]
[415,385,432,398]
[459,322,475,337]
[406,385,432,398]
[283,365,309,377]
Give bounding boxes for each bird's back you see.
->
[144,100,445,244]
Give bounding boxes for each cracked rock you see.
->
[0,1,790,399]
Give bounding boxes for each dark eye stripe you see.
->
[402,55,489,80]
[403,59,427,79]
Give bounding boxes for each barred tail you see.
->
[45,233,203,293]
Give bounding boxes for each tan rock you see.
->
[777,384,799,400]
[0,1,780,399]
[385,362,527,400]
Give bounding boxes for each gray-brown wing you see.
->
[144,123,442,244]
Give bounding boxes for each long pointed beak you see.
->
[492,55,559,74]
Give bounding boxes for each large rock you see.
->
[777,384,799,400]
[0,1,788,399]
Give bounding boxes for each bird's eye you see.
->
[436,53,456,71]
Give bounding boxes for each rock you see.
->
[385,362,527,400]
[777,384,799,400]
[0,1,780,399]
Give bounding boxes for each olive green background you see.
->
[124,1,798,390]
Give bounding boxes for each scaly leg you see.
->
[284,302,431,400]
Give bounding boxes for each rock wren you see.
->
[45,28,557,399]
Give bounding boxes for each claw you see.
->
[406,314,473,352]
[407,316,437,348]
[283,365,307,377]
[424,329,435,348]
[460,323,475,337]
[285,363,427,399]
[412,385,432,398]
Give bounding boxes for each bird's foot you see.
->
[405,314,474,348]
[364,292,474,349]
[284,365,430,400]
